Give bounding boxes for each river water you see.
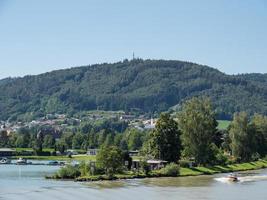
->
[1,162,267,200]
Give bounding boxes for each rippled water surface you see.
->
[1,162,267,200]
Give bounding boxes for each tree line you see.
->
[1,96,267,166]
[143,97,267,165]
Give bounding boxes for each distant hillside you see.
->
[0,59,266,121]
[0,77,15,85]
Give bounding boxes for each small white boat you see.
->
[16,158,27,165]
[0,157,11,164]
[228,173,239,182]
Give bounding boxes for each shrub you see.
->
[160,163,180,177]
[214,150,228,165]
[96,146,124,176]
[179,160,191,168]
[79,161,90,176]
[56,164,81,179]
[251,153,260,161]
[139,159,150,175]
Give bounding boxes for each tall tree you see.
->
[43,134,55,148]
[146,113,181,162]
[0,130,9,147]
[88,130,98,148]
[126,129,144,150]
[229,112,256,162]
[178,97,218,165]
[96,146,123,176]
[72,132,85,149]
[34,131,44,152]
[251,114,267,157]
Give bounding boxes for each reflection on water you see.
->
[1,162,267,200]
[141,175,213,187]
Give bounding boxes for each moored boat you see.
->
[16,157,27,165]
[0,157,11,164]
[48,161,59,166]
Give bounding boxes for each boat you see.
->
[48,161,59,166]
[16,158,27,165]
[0,157,11,164]
[228,173,239,182]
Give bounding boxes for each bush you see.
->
[139,159,150,175]
[79,161,90,176]
[251,153,260,161]
[96,146,124,176]
[56,164,81,179]
[160,163,180,177]
[214,150,228,165]
[179,160,192,168]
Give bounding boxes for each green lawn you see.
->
[15,148,54,152]
[179,160,267,176]
[217,120,231,130]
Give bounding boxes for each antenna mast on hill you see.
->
[132,52,135,60]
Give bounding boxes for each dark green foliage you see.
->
[72,132,86,149]
[145,113,182,162]
[96,146,124,176]
[251,114,267,157]
[15,128,31,148]
[0,131,9,147]
[33,131,44,153]
[43,134,55,148]
[0,59,266,121]
[56,164,81,179]
[178,97,218,165]
[124,129,145,150]
[159,163,180,177]
[229,112,258,162]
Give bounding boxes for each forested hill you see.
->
[0,59,266,121]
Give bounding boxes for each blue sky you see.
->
[0,0,267,79]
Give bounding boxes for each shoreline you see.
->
[47,160,267,182]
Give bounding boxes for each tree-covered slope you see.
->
[0,59,266,121]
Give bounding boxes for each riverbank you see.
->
[179,160,267,176]
[11,155,95,161]
[48,160,267,182]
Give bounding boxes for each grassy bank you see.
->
[49,160,267,182]
[179,160,267,176]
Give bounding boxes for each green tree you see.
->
[0,130,9,147]
[178,97,218,165]
[56,140,67,154]
[88,130,98,148]
[60,132,74,149]
[96,146,124,176]
[15,132,31,148]
[229,112,256,162]
[126,129,144,150]
[145,113,181,162]
[251,114,267,157]
[119,139,128,151]
[8,133,18,147]
[103,133,114,147]
[72,132,85,149]
[33,131,44,153]
[43,134,55,148]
